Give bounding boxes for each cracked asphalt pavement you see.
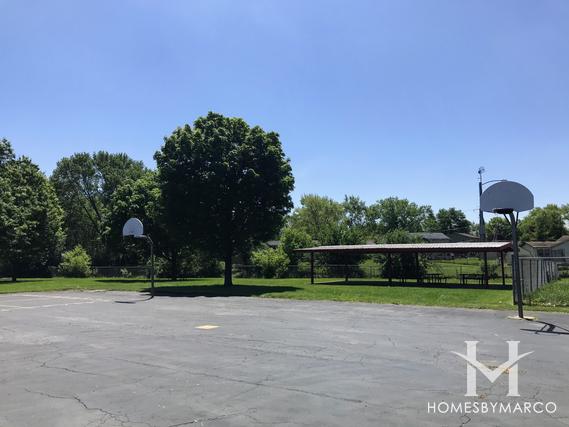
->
[1,291,568,426]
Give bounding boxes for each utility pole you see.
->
[478,167,489,285]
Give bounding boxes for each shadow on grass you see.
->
[315,279,512,291]
[0,279,51,284]
[95,278,203,284]
[145,284,300,298]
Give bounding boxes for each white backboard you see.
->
[480,181,534,213]
[122,218,144,237]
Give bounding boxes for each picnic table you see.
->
[424,273,447,284]
[459,273,485,285]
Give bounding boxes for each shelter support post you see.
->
[483,252,489,286]
[415,252,420,283]
[500,251,506,286]
[388,253,392,283]
[310,252,314,285]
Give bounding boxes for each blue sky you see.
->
[1,0,568,221]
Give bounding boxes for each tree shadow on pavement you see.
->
[141,284,300,298]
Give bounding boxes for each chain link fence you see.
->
[519,257,568,298]
[92,266,152,278]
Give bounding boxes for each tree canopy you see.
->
[4,119,569,283]
[518,204,567,241]
[435,207,471,234]
[289,194,345,245]
[485,216,512,241]
[50,151,146,263]
[155,112,295,285]
[0,138,15,165]
[0,143,64,281]
[367,197,435,236]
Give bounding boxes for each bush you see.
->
[154,250,224,279]
[280,227,313,264]
[251,247,290,278]
[59,245,92,277]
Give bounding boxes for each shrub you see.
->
[251,247,290,278]
[59,245,92,277]
[280,227,313,264]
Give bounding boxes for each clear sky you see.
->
[1,0,568,221]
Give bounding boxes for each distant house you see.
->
[448,232,480,243]
[410,232,450,243]
[522,236,569,258]
[264,240,281,249]
[409,232,452,259]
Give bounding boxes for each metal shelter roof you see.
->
[295,241,512,254]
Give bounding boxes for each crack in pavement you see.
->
[165,410,248,427]
[458,414,471,427]
[24,388,151,427]
[112,357,370,406]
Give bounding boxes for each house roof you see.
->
[410,232,450,241]
[451,232,479,239]
[294,241,512,254]
[525,235,569,249]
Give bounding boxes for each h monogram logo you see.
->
[452,341,533,397]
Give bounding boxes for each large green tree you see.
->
[435,207,471,234]
[561,204,569,224]
[289,194,366,265]
[108,171,192,278]
[155,112,294,286]
[518,204,567,241]
[50,151,146,263]
[367,197,434,236]
[486,216,512,241]
[0,140,64,281]
[0,138,14,165]
[289,194,344,245]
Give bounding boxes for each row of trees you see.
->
[257,195,473,277]
[252,195,569,278]
[2,112,568,283]
[0,139,65,280]
[486,204,569,242]
[1,113,294,285]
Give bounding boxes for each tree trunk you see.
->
[224,254,233,286]
[11,263,16,282]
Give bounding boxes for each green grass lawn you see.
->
[526,278,569,309]
[429,257,504,279]
[2,276,568,313]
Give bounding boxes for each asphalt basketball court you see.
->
[1,290,568,426]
